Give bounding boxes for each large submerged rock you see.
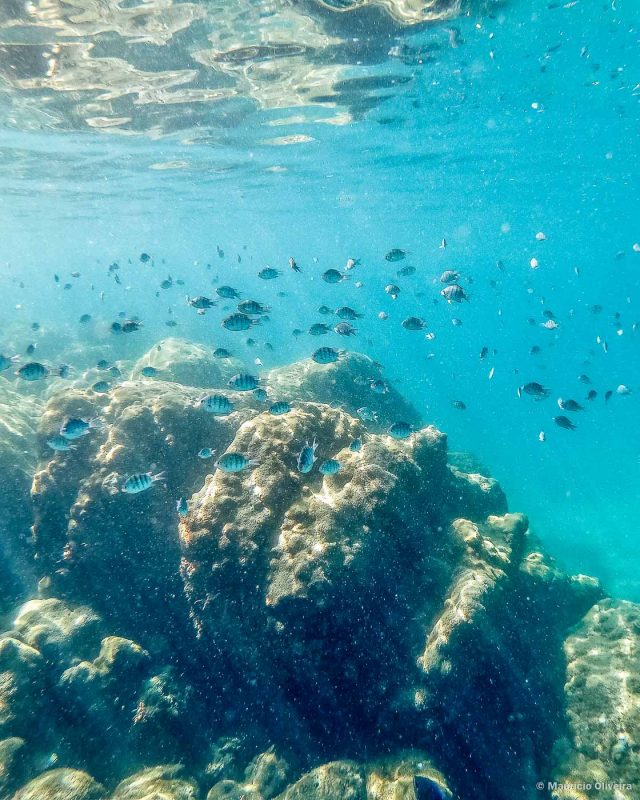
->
[551,599,640,800]
[131,339,244,388]
[179,396,600,799]
[0,348,617,800]
[267,351,421,430]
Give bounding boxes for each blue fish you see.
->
[388,421,413,440]
[312,347,341,365]
[17,362,49,381]
[216,452,257,473]
[297,439,318,474]
[122,471,165,494]
[47,436,77,452]
[269,401,292,415]
[228,373,259,392]
[141,366,159,377]
[222,313,256,332]
[60,417,100,440]
[319,458,341,475]
[258,267,281,280]
[199,394,234,415]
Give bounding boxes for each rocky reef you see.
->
[0,347,632,800]
[0,382,41,615]
[550,600,640,800]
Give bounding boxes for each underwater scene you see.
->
[0,1,639,799]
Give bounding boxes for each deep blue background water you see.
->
[1,0,639,598]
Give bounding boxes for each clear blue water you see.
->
[2,0,638,601]
[0,4,640,797]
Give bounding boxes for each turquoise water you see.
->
[2,0,638,598]
[0,1,639,798]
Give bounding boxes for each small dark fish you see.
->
[441,284,468,303]
[397,265,416,277]
[388,421,413,439]
[141,366,159,378]
[31,322,40,331]
[26,343,36,355]
[109,366,121,379]
[223,313,256,332]
[318,305,334,315]
[554,415,576,430]
[518,382,549,400]
[0,354,19,371]
[63,283,72,290]
[217,245,224,259]
[17,362,49,381]
[452,400,467,410]
[213,348,232,359]
[238,300,270,316]
[97,359,110,370]
[605,390,613,402]
[60,417,99,440]
[319,458,341,475]
[258,267,281,280]
[587,390,598,401]
[578,374,591,384]
[269,401,292,415]
[292,329,304,337]
[165,320,178,327]
[54,274,60,283]
[480,346,489,360]
[309,323,332,336]
[58,364,72,378]
[199,394,234,415]
[385,248,407,262]
[334,322,357,336]
[92,381,110,393]
[79,314,92,324]
[591,304,603,315]
[188,295,216,309]
[228,373,260,392]
[335,306,363,320]
[217,285,241,299]
[322,268,346,284]
[402,317,426,331]
[139,253,151,263]
[439,270,460,284]
[47,435,77,452]
[289,257,301,273]
[114,274,122,285]
[349,437,362,452]
[312,347,341,364]
[557,398,584,412]
[122,320,142,333]
[530,345,541,355]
